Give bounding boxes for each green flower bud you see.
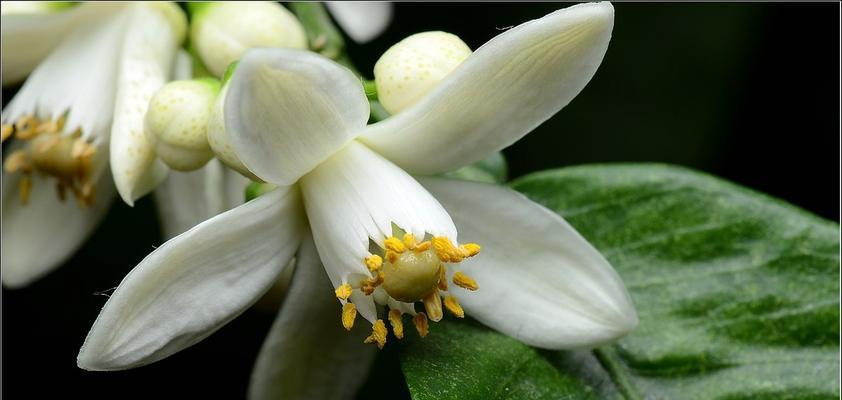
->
[190,2,307,77]
[145,78,220,171]
[374,31,472,115]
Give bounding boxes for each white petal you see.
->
[249,234,376,400]
[326,1,393,44]
[421,177,638,349]
[360,2,614,175]
[300,141,455,323]
[77,186,306,370]
[225,48,369,185]
[153,159,248,239]
[1,170,114,288]
[110,4,185,205]
[0,3,123,86]
[1,5,126,142]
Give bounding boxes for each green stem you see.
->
[290,3,350,66]
[594,347,643,400]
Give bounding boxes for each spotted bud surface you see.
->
[145,78,220,171]
[374,31,472,114]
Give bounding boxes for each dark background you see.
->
[3,2,839,399]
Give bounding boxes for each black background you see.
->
[2,2,840,399]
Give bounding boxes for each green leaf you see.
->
[401,164,840,399]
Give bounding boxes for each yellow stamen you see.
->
[432,236,460,262]
[413,312,429,338]
[14,115,38,139]
[361,271,385,295]
[34,115,64,135]
[341,303,357,331]
[443,295,465,318]
[364,319,388,349]
[414,241,431,253]
[437,264,448,291]
[385,250,400,264]
[423,290,443,322]
[19,176,32,205]
[335,283,353,300]
[388,309,404,339]
[364,254,383,272]
[452,271,479,291]
[403,233,417,249]
[1,124,12,142]
[384,236,406,254]
[4,150,32,173]
[461,243,481,257]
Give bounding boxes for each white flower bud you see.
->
[145,79,219,171]
[190,2,307,77]
[374,31,472,115]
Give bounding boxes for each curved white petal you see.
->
[300,141,455,323]
[249,234,376,400]
[1,170,114,288]
[153,159,249,239]
[0,3,123,86]
[77,186,306,370]
[421,177,638,349]
[1,6,126,142]
[361,2,614,175]
[110,4,185,205]
[326,1,393,44]
[225,48,369,185]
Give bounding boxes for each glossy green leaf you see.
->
[401,164,840,400]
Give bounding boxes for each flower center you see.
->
[2,115,97,206]
[333,227,481,349]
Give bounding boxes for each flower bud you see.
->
[145,78,220,171]
[374,31,472,114]
[190,2,307,77]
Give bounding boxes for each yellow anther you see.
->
[385,250,399,264]
[77,181,96,207]
[360,271,384,295]
[19,176,32,205]
[414,241,431,253]
[4,150,32,174]
[35,116,64,135]
[71,139,96,160]
[384,236,406,254]
[364,254,383,272]
[341,303,357,331]
[461,243,481,257]
[335,283,353,300]
[388,309,404,339]
[437,264,448,291]
[413,312,429,338]
[423,290,443,322]
[1,124,12,142]
[364,319,388,349]
[403,233,417,249]
[443,295,465,318]
[432,236,467,263]
[14,115,38,140]
[452,271,479,291]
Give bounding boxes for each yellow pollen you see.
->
[432,237,481,263]
[4,150,32,174]
[335,284,353,300]
[364,254,383,272]
[18,176,32,205]
[403,233,417,249]
[437,264,448,291]
[443,295,465,318]
[14,114,38,139]
[452,271,479,291]
[360,271,384,295]
[423,290,443,322]
[414,241,431,253]
[385,250,400,264]
[364,319,388,349]
[384,236,406,254]
[341,303,357,331]
[461,243,481,257]
[388,309,404,339]
[413,312,429,337]
[1,124,12,142]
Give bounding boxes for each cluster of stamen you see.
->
[2,115,97,206]
[334,229,481,348]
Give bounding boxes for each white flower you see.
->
[325,1,393,44]
[1,2,186,287]
[77,5,637,393]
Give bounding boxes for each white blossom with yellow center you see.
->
[77,6,638,394]
[1,2,186,288]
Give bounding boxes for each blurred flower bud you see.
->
[145,78,220,171]
[190,2,307,77]
[374,31,472,114]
